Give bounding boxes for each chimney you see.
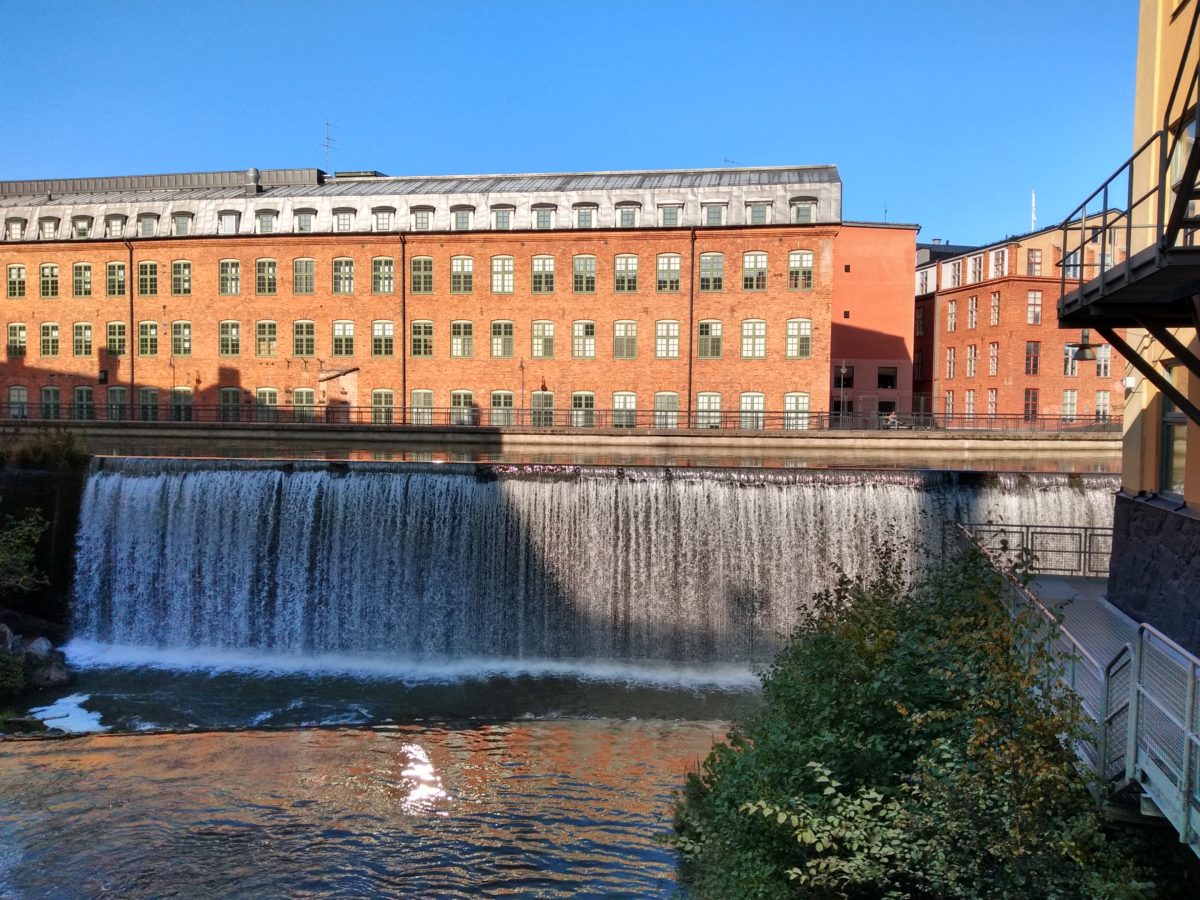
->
[931,238,941,245]
[244,167,261,196]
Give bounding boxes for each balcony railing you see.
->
[963,522,1114,577]
[0,404,1123,435]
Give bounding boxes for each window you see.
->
[947,300,957,332]
[410,390,434,425]
[454,208,472,231]
[575,206,595,228]
[878,366,898,390]
[699,253,723,291]
[171,260,191,296]
[532,256,556,293]
[534,207,554,229]
[572,321,596,358]
[531,391,555,427]
[1027,248,1042,276]
[138,387,159,422]
[219,320,240,356]
[492,208,513,230]
[171,214,191,236]
[450,321,473,358]
[788,250,814,290]
[990,292,1000,325]
[944,391,954,418]
[791,199,816,223]
[1023,388,1039,421]
[294,210,315,233]
[785,319,812,359]
[36,264,58,298]
[696,392,722,428]
[614,255,638,292]
[611,392,637,428]
[913,351,923,380]
[256,212,276,234]
[4,219,25,240]
[411,257,433,293]
[106,322,126,356]
[411,209,432,231]
[106,387,127,421]
[490,391,514,426]
[988,388,998,417]
[40,323,59,356]
[334,209,355,232]
[7,386,28,419]
[6,265,25,298]
[739,392,765,429]
[106,263,126,297]
[784,393,811,430]
[570,392,596,427]
[656,254,681,291]
[217,387,242,423]
[138,321,157,356]
[372,257,394,293]
[1026,290,1042,324]
[72,216,92,238]
[742,252,767,290]
[747,203,770,225]
[989,249,1007,278]
[491,320,514,358]
[171,387,193,422]
[702,204,725,226]
[1096,344,1112,377]
[410,320,432,357]
[293,258,315,294]
[697,320,722,359]
[293,320,314,356]
[374,209,394,231]
[964,389,976,417]
[218,211,240,234]
[741,320,766,358]
[1062,389,1077,421]
[333,258,355,293]
[255,389,279,424]
[1063,344,1079,376]
[256,259,277,294]
[654,392,679,428]
[72,323,92,356]
[915,307,924,336]
[41,386,61,420]
[988,342,999,376]
[1025,341,1040,375]
[572,255,596,293]
[918,269,930,294]
[171,321,191,356]
[451,256,473,293]
[618,205,639,228]
[491,256,513,293]
[613,320,637,359]
[968,254,983,283]
[1095,390,1111,420]
[660,206,681,227]
[450,390,475,425]
[332,320,355,357]
[967,296,977,329]
[6,324,25,357]
[256,320,277,357]
[946,346,956,379]
[835,365,855,389]
[655,320,680,358]
[1162,366,1188,495]
[73,263,92,297]
[372,390,395,425]
[532,320,554,358]
[965,345,977,377]
[292,388,315,423]
[219,260,240,295]
[105,216,126,238]
[373,320,396,357]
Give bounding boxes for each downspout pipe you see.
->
[686,227,696,426]
[400,232,407,424]
[124,239,135,421]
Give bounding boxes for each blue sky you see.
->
[0,0,1137,245]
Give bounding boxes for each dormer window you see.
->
[492,205,514,230]
[39,218,60,239]
[790,198,816,224]
[574,204,597,228]
[334,208,355,232]
[616,202,641,228]
[746,202,771,225]
[71,216,93,238]
[451,206,474,230]
[659,205,682,227]
[411,206,434,231]
[532,204,556,229]
[104,216,127,238]
[373,207,395,231]
[137,215,158,237]
[5,219,25,240]
[171,213,192,236]
[256,211,277,234]
[217,211,240,235]
[702,203,726,226]
[294,209,316,233]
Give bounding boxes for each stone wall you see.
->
[1108,492,1200,654]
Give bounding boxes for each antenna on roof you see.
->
[722,157,740,166]
[1031,189,1037,232]
[321,120,339,173]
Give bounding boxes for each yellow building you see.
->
[1059,0,1200,648]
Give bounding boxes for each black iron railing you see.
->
[964,522,1114,577]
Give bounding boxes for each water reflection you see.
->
[0,721,723,897]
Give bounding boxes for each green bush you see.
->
[0,652,23,697]
[0,506,47,603]
[672,542,1170,899]
[1,428,88,469]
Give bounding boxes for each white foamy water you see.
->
[27,693,109,733]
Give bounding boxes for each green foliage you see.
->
[672,541,1160,899]
[0,505,48,602]
[0,428,88,469]
[0,652,23,697]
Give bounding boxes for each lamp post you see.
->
[838,361,847,428]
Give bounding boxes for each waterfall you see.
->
[71,459,1118,665]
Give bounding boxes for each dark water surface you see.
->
[0,720,728,898]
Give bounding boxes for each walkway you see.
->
[1029,576,1138,665]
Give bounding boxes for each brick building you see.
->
[915,224,1127,423]
[0,165,916,429]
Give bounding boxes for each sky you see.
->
[0,0,1138,246]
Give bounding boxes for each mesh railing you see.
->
[964,523,1113,577]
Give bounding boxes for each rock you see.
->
[0,624,12,652]
[25,636,53,659]
[26,652,71,688]
[3,716,47,733]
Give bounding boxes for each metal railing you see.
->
[960,523,1200,854]
[0,404,1123,434]
[964,523,1114,577]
